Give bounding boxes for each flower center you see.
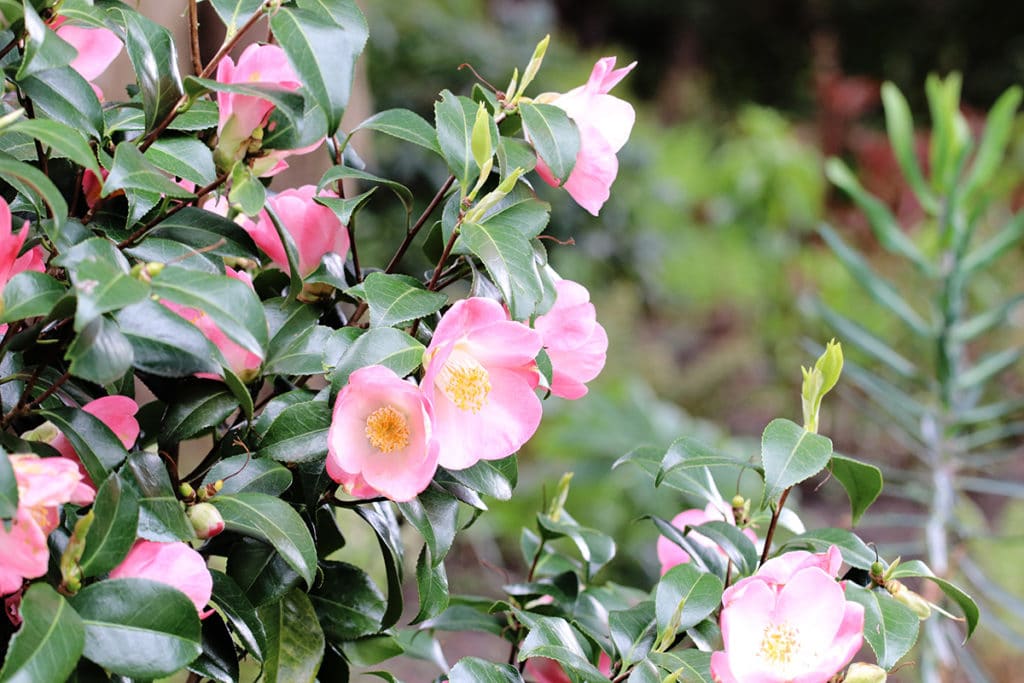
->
[364,405,411,453]
[758,622,800,669]
[437,351,491,413]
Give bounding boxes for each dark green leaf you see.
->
[116,299,223,377]
[363,272,448,328]
[210,492,317,587]
[779,528,875,569]
[203,454,292,496]
[330,327,424,393]
[434,90,476,190]
[449,657,523,683]
[318,165,414,215]
[72,578,202,679]
[656,436,752,487]
[4,118,101,177]
[441,454,517,501]
[845,585,919,670]
[257,399,330,463]
[0,271,65,323]
[889,560,979,640]
[227,538,302,608]
[460,220,544,319]
[497,136,537,178]
[655,563,723,638]
[0,448,15,521]
[0,154,68,231]
[103,141,194,200]
[310,560,386,641]
[515,614,606,683]
[148,206,258,259]
[145,136,217,186]
[356,108,440,155]
[692,520,758,577]
[609,601,656,667]
[16,0,76,79]
[209,570,266,661]
[519,102,580,185]
[760,418,833,504]
[80,473,139,577]
[208,0,263,33]
[18,67,103,140]
[477,185,549,239]
[65,316,132,386]
[829,454,883,525]
[39,407,128,484]
[258,588,325,683]
[118,8,184,132]
[124,451,194,542]
[352,503,404,629]
[412,545,449,623]
[398,487,459,565]
[160,381,238,443]
[537,511,615,578]
[189,613,239,683]
[315,189,376,226]
[420,603,504,636]
[0,583,84,683]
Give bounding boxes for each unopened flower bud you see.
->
[844,662,887,683]
[179,482,196,500]
[887,580,931,619]
[188,502,225,540]
[869,561,885,584]
[20,420,60,444]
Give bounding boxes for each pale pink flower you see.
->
[161,268,263,382]
[326,365,438,502]
[657,502,759,575]
[109,540,213,617]
[51,17,122,98]
[710,546,864,683]
[0,455,93,595]
[215,43,322,177]
[533,279,607,399]
[535,57,636,215]
[422,298,543,470]
[240,185,348,276]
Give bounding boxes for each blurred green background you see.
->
[345,0,1024,677]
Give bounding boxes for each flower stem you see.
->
[759,487,791,566]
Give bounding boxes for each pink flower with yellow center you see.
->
[326,365,438,502]
[533,279,608,399]
[422,298,543,470]
[534,57,636,216]
[0,455,94,595]
[109,540,213,617]
[710,546,864,683]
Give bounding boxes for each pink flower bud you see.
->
[109,541,213,617]
[188,503,225,540]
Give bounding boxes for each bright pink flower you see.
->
[52,17,122,98]
[109,540,213,617]
[0,197,45,296]
[657,502,759,575]
[161,268,263,382]
[240,185,348,276]
[215,43,322,177]
[710,546,864,683]
[524,652,613,682]
[422,298,543,470]
[0,455,93,595]
[533,279,607,399]
[326,365,438,502]
[535,57,636,215]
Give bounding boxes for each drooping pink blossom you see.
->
[0,455,94,595]
[710,546,864,683]
[51,17,122,98]
[533,279,608,399]
[239,185,348,277]
[161,268,263,382]
[657,501,759,575]
[215,43,322,177]
[326,365,438,502]
[109,540,213,617]
[422,298,543,470]
[534,57,636,215]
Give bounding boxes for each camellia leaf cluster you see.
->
[0,1,979,682]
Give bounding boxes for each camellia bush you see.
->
[0,1,980,682]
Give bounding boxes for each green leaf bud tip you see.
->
[801,339,843,433]
[546,472,573,522]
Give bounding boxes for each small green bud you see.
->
[471,102,494,171]
[843,662,887,683]
[546,472,573,522]
[179,482,196,500]
[20,420,60,444]
[513,35,550,104]
[59,510,94,595]
[888,580,932,619]
[870,561,885,582]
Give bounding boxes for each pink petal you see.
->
[110,541,213,616]
[561,133,619,216]
[57,25,122,82]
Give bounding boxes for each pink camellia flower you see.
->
[422,298,543,470]
[326,365,438,502]
[534,57,636,215]
[239,185,348,277]
[51,17,122,98]
[533,279,608,399]
[215,43,322,177]
[0,197,45,331]
[0,455,94,595]
[657,498,759,575]
[161,268,263,382]
[710,546,864,683]
[109,540,213,617]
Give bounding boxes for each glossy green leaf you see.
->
[203,454,293,496]
[227,538,302,608]
[257,399,330,463]
[441,454,517,501]
[208,0,263,34]
[258,588,325,683]
[5,118,101,177]
[655,562,723,638]
[270,1,367,134]
[151,265,268,356]
[210,570,266,661]
[649,514,726,577]
[420,604,504,636]
[0,583,84,683]
[761,418,833,503]
[189,613,239,683]
[413,545,449,623]
[0,154,68,231]
[63,240,149,330]
[519,102,580,185]
[330,327,424,392]
[656,436,751,486]
[39,407,128,484]
[65,316,133,386]
[449,657,523,683]
[779,528,876,569]
[16,0,76,79]
[310,561,386,642]
[123,452,193,542]
[210,492,317,587]
[159,381,238,443]
[0,448,16,522]
[356,108,440,155]
[609,601,656,667]
[118,8,184,132]
[398,487,460,566]
[0,271,65,323]
[145,136,217,186]
[649,650,713,683]
[116,299,223,377]
[352,503,404,629]
[477,186,550,239]
[537,511,615,578]
[72,578,202,679]
[318,165,414,215]
[102,141,194,201]
[515,614,606,683]
[147,206,258,259]
[692,520,758,577]
[829,454,883,525]
[363,272,448,328]
[497,136,537,178]
[18,67,103,140]
[434,90,477,191]
[889,560,979,640]
[460,220,544,319]
[226,165,262,221]
[845,585,919,670]
[79,473,139,577]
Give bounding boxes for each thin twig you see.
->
[384,175,456,274]
[187,0,203,76]
[759,487,791,566]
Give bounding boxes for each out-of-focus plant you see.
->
[812,74,1024,680]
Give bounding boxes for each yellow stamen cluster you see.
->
[439,353,492,413]
[758,622,800,667]
[364,405,411,453]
